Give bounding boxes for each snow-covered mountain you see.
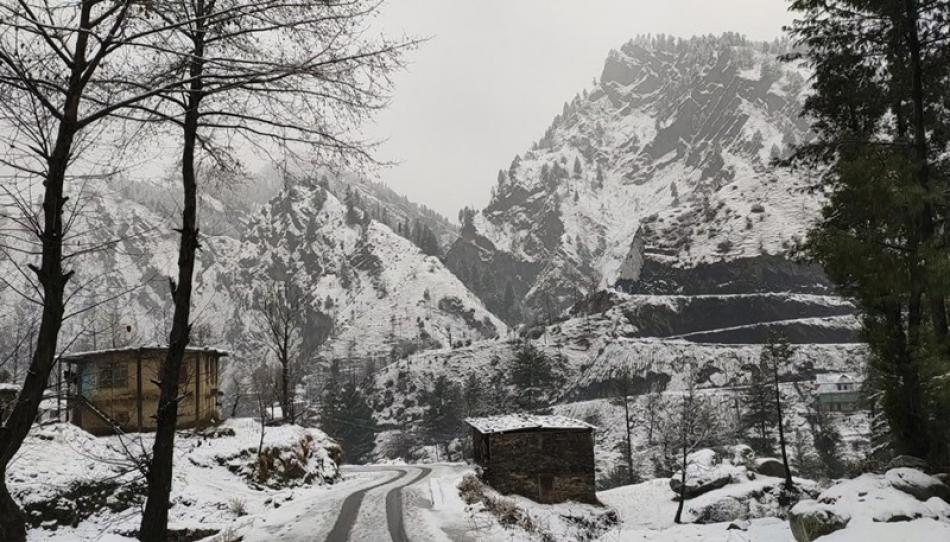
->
[0,179,504,378]
[234,183,505,361]
[445,34,825,324]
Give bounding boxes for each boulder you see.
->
[670,448,737,498]
[670,471,732,498]
[727,519,751,531]
[885,468,950,503]
[694,496,747,524]
[690,448,721,468]
[756,457,787,478]
[886,455,930,472]
[731,444,756,469]
[788,500,850,542]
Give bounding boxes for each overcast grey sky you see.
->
[366,0,794,219]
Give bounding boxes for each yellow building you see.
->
[63,346,226,436]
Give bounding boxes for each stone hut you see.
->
[466,414,597,504]
[62,346,226,435]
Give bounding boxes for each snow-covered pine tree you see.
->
[741,362,777,455]
[508,340,564,411]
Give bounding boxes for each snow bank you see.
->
[16,420,341,541]
[789,470,950,541]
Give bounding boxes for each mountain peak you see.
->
[446,34,822,324]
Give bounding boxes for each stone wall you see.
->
[479,429,597,504]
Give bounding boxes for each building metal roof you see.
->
[61,345,229,362]
[465,414,595,434]
[815,372,862,394]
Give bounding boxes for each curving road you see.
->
[385,467,432,542]
[326,465,433,542]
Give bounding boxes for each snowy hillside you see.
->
[368,290,868,472]
[0,179,242,353]
[235,184,506,361]
[445,35,823,323]
[0,179,504,381]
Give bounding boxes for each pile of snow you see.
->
[789,468,950,541]
[12,420,341,541]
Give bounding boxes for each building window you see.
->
[97,364,128,389]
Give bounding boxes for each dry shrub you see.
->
[458,473,483,504]
[227,497,247,517]
[484,495,533,529]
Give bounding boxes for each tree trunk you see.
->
[902,0,948,343]
[897,0,936,461]
[772,362,794,490]
[281,355,291,424]
[139,14,206,539]
[674,441,687,524]
[0,3,94,538]
[0,477,26,542]
[623,395,635,484]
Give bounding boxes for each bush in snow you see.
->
[250,434,340,488]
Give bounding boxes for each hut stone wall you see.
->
[474,428,596,504]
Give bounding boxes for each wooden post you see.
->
[195,353,201,426]
[136,353,143,432]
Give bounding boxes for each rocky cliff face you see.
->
[445,35,824,324]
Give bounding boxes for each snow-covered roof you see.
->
[61,345,229,362]
[815,372,860,384]
[815,373,863,394]
[0,383,20,393]
[465,414,595,434]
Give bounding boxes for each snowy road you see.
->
[326,465,433,542]
[235,464,450,542]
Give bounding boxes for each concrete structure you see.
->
[63,346,226,435]
[815,373,864,413]
[466,414,597,504]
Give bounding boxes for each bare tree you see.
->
[250,361,278,458]
[0,3,187,537]
[136,3,413,539]
[253,280,310,425]
[672,361,719,524]
[644,382,663,445]
[610,364,639,485]
[0,299,38,382]
[763,333,796,491]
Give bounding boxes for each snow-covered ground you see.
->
[13,419,340,541]
[599,478,795,541]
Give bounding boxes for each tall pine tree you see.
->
[741,362,777,455]
[787,0,950,466]
[508,340,565,411]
